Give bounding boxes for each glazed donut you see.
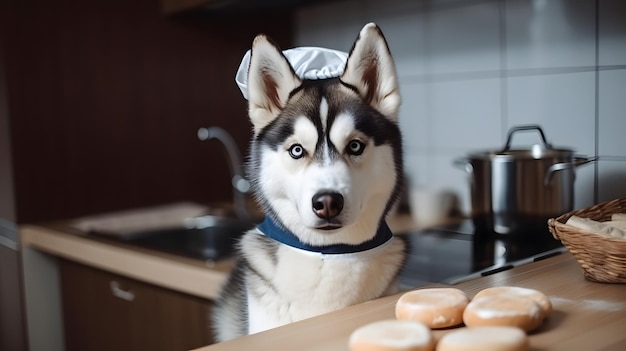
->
[473,286,552,319]
[349,320,435,351]
[395,288,469,328]
[463,295,543,332]
[436,326,529,351]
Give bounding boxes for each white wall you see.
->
[294,0,626,214]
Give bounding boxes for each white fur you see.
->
[258,111,397,246]
[319,97,329,131]
[244,233,405,334]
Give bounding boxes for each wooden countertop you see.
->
[20,224,234,300]
[19,213,421,300]
[195,253,626,351]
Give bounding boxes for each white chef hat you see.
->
[235,46,349,100]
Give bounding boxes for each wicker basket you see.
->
[548,198,626,283]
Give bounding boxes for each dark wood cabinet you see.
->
[59,259,215,351]
[0,0,292,224]
[1,2,290,350]
[0,245,27,351]
[160,0,330,15]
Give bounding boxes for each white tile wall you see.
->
[428,1,501,74]
[598,161,626,202]
[597,0,626,205]
[599,0,626,66]
[505,0,596,69]
[295,0,626,212]
[429,78,502,151]
[374,10,428,78]
[598,69,626,157]
[397,81,429,151]
[506,72,595,155]
[574,163,596,210]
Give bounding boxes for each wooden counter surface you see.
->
[19,213,421,300]
[20,224,233,300]
[196,253,626,351]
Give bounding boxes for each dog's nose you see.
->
[312,191,344,220]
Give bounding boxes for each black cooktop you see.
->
[397,219,565,289]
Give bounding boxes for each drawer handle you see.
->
[110,281,135,302]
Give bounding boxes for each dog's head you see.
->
[246,23,403,246]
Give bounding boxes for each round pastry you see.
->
[463,295,543,332]
[473,286,552,319]
[436,326,529,351]
[349,320,435,351]
[395,288,470,329]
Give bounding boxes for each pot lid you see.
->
[468,125,575,160]
[469,144,575,160]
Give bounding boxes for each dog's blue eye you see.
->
[347,140,365,156]
[288,144,305,159]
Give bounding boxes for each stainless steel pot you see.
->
[455,125,596,235]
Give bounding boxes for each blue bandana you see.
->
[257,216,393,254]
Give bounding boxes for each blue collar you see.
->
[257,216,393,254]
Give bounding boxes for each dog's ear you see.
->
[247,35,301,134]
[341,23,400,121]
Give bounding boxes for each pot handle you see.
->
[453,158,473,175]
[544,156,598,185]
[503,125,552,151]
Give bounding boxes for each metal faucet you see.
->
[197,126,251,220]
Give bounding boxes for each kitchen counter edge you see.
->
[20,224,231,300]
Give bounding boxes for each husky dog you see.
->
[213,23,407,342]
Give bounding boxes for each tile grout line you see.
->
[594,0,600,203]
[499,0,508,142]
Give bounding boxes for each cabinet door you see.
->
[59,259,214,351]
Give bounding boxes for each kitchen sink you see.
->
[111,215,256,261]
